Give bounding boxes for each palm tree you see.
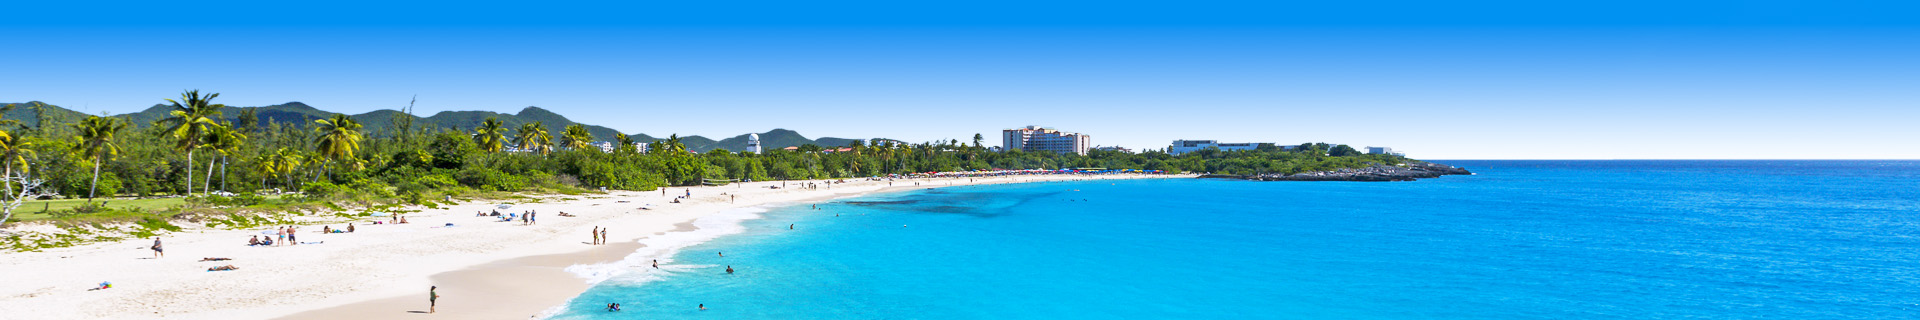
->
[71,116,126,205]
[561,124,594,151]
[271,148,305,189]
[514,122,552,156]
[312,114,365,176]
[249,153,275,191]
[0,131,33,199]
[0,104,33,199]
[202,124,246,194]
[614,133,637,153]
[155,90,224,195]
[473,117,507,153]
[664,134,687,153]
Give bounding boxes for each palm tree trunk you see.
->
[4,161,13,201]
[185,150,195,196]
[204,156,216,195]
[221,157,228,193]
[86,158,101,206]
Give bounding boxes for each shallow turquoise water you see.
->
[551,161,1920,319]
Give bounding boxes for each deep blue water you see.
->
[551,160,1920,319]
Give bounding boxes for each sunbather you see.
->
[199,257,231,262]
[207,265,238,271]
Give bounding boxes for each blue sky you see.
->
[3,1,1916,159]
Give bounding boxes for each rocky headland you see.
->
[1201,162,1472,182]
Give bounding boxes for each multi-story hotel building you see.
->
[1002,125,1092,155]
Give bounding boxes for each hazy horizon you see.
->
[4,1,1916,159]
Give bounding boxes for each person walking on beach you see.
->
[150,237,163,258]
[429,286,440,313]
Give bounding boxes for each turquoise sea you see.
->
[550,160,1920,319]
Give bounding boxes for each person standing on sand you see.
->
[429,286,440,313]
[592,227,600,245]
[288,227,297,245]
[600,228,608,245]
[276,227,286,246]
[150,237,163,258]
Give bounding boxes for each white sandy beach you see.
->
[0,174,1185,320]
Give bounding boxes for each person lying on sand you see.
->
[199,257,231,262]
[207,265,238,271]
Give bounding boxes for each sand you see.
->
[0,174,1185,319]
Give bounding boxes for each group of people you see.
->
[320,224,354,234]
[590,227,609,245]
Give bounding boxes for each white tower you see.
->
[747,133,762,153]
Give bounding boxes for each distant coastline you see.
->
[1201,162,1472,181]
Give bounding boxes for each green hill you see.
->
[2,101,881,153]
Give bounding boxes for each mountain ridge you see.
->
[2,101,882,152]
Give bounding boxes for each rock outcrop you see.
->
[1201,162,1472,182]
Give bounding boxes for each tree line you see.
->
[2,90,1411,204]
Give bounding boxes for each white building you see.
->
[1366,146,1405,156]
[1168,140,1263,155]
[1002,125,1091,155]
[746,133,763,154]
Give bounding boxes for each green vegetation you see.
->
[0,91,1411,235]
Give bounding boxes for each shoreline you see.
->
[0,174,1187,320]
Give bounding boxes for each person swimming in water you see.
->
[607,302,621,311]
[726,265,734,274]
[652,259,658,268]
[699,304,707,310]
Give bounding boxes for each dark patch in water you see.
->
[837,189,1068,218]
[846,200,918,206]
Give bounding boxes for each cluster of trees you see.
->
[0,90,1409,204]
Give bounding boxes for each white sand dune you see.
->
[0,174,1184,320]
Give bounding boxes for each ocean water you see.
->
[549,161,1920,319]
